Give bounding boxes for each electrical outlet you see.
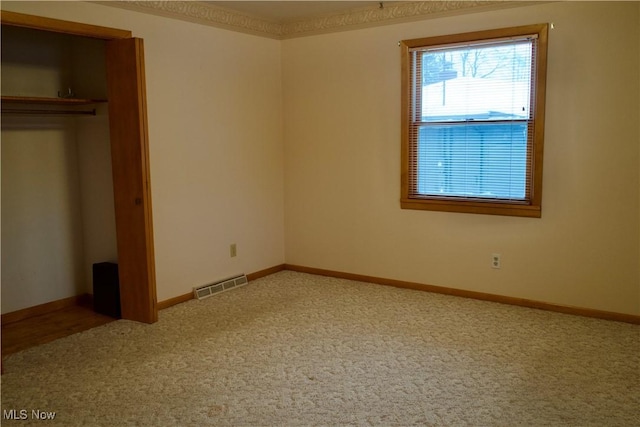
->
[491,253,501,269]
[230,244,237,258]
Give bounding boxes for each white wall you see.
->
[75,106,118,289]
[282,1,640,315]
[1,1,285,304]
[2,119,86,312]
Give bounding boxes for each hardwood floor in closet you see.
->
[1,304,115,357]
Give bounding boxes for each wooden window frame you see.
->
[400,24,549,218]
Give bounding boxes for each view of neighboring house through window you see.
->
[401,24,548,217]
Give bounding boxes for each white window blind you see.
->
[408,35,538,203]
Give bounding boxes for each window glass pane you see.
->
[416,122,528,199]
[420,41,532,122]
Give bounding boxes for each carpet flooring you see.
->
[2,271,639,426]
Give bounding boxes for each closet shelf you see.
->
[1,95,107,105]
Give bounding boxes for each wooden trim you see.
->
[400,198,542,218]
[157,292,193,311]
[247,264,286,281]
[1,96,107,105]
[157,265,287,310]
[400,40,411,204]
[1,294,92,325]
[402,24,548,49]
[1,10,131,39]
[106,38,157,324]
[531,23,548,209]
[284,264,640,325]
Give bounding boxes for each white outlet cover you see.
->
[491,253,501,268]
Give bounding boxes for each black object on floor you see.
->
[92,262,121,319]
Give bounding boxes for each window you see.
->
[401,24,548,217]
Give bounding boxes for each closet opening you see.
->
[1,11,157,342]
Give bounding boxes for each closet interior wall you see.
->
[1,25,117,314]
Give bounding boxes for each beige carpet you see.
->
[2,271,639,426]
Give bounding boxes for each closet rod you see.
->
[1,108,96,116]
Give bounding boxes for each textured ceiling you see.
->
[102,1,522,39]
[204,1,384,23]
